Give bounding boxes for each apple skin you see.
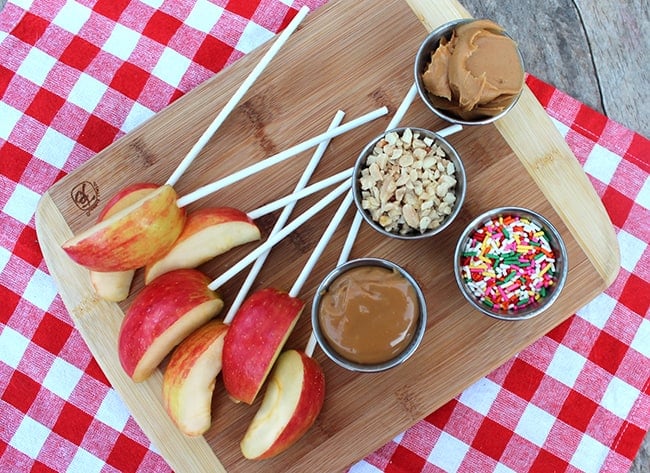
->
[97,182,160,221]
[90,183,159,301]
[163,319,229,436]
[63,184,186,272]
[241,349,325,460]
[222,288,304,404]
[118,269,223,382]
[145,207,260,284]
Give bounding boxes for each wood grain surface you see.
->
[33,0,623,471]
[461,0,649,137]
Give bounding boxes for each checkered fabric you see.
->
[1,1,648,472]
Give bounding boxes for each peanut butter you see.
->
[421,19,524,120]
[317,265,419,365]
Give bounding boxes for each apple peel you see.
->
[63,184,185,272]
[163,319,229,436]
[145,207,261,284]
[240,349,325,460]
[118,269,223,382]
[222,288,304,404]
[90,183,159,301]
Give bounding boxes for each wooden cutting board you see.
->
[35,0,620,471]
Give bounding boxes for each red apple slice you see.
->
[90,183,159,301]
[63,184,185,272]
[96,182,160,221]
[145,207,260,284]
[222,288,304,404]
[240,349,325,459]
[118,268,223,382]
[163,319,229,436]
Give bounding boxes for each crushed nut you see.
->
[359,128,457,235]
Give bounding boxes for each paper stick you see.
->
[207,179,351,291]
[223,111,346,324]
[246,167,352,220]
[388,82,418,129]
[289,190,354,298]
[438,123,463,137]
[175,106,387,207]
[337,211,363,266]
[166,6,310,186]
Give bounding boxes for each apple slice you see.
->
[163,319,229,436]
[222,288,304,404]
[145,207,260,284]
[240,349,325,460]
[96,182,160,221]
[90,183,159,301]
[90,270,138,302]
[63,184,185,272]
[118,268,223,382]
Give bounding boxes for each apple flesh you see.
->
[118,269,223,382]
[241,349,325,460]
[222,288,304,404]
[90,183,158,301]
[96,182,160,221]
[63,184,185,272]
[90,270,137,302]
[145,207,260,284]
[163,319,229,436]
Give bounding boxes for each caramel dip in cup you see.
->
[312,258,427,372]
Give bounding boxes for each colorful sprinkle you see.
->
[460,215,557,312]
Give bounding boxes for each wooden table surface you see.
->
[2,0,647,470]
[461,0,648,138]
[457,3,648,470]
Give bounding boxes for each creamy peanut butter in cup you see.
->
[415,19,525,125]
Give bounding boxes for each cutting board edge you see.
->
[496,88,621,287]
[31,0,621,471]
[34,192,226,473]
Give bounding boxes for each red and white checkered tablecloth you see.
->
[1,0,648,472]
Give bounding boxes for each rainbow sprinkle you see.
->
[460,215,557,312]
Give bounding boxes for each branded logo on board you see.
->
[71,181,100,215]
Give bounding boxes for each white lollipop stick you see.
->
[175,106,387,207]
[438,124,463,137]
[337,211,364,266]
[389,82,418,129]
[223,110,346,324]
[246,167,351,220]
[207,180,351,291]
[289,190,354,299]
[166,6,310,186]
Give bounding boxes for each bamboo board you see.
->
[35,0,620,471]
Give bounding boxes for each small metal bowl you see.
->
[453,207,568,321]
[311,258,427,372]
[352,127,466,240]
[414,18,525,126]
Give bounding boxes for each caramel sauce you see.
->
[318,265,419,364]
